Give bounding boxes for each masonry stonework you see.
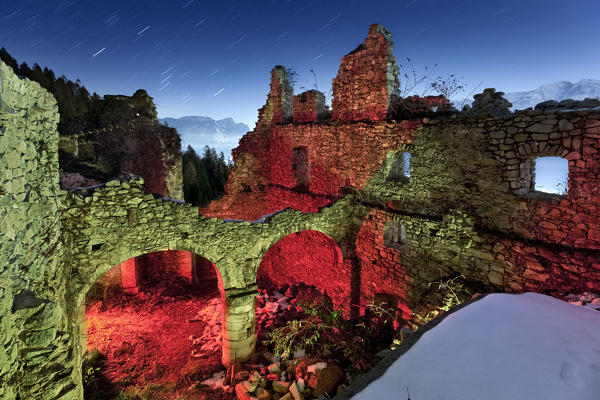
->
[207,25,600,319]
[1,22,600,399]
[331,24,400,122]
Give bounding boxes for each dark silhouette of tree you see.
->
[182,146,232,206]
[0,47,18,71]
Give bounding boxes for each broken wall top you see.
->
[331,23,400,122]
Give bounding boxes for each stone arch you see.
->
[75,248,229,389]
[257,230,349,311]
[75,245,225,313]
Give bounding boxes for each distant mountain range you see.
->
[163,79,600,159]
[455,79,600,110]
[159,116,250,159]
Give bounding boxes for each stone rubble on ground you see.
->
[230,355,346,400]
[198,285,348,399]
[565,291,600,311]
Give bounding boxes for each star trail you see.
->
[0,0,598,128]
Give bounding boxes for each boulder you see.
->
[257,387,272,400]
[308,362,345,397]
[268,362,281,374]
[289,381,304,400]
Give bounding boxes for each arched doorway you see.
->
[80,250,226,399]
[257,230,348,311]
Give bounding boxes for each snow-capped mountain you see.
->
[159,116,249,159]
[455,79,600,110]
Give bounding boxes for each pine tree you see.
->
[182,146,231,205]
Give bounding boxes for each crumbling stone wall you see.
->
[213,24,600,322]
[0,62,75,400]
[293,90,328,123]
[0,60,368,399]
[2,21,600,400]
[256,66,293,129]
[58,119,183,199]
[224,106,600,314]
[62,178,364,369]
[360,111,600,250]
[331,23,399,122]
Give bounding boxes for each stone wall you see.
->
[57,88,183,199]
[2,21,600,399]
[258,230,350,311]
[211,24,600,322]
[132,250,193,283]
[256,66,293,129]
[331,23,399,122]
[58,121,183,199]
[293,90,328,123]
[62,178,364,370]
[0,59,368,398]
[361,111,600,250]
[220,107,600,316]
[0,61,77,399]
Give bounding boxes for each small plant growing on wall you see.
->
[286,66,320,92]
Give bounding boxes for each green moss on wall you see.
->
[0,61,80,399]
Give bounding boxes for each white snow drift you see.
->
[353,293,600,400]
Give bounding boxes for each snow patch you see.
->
[353,293,600,400]
[201,370,229,390]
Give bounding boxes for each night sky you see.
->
[1,0,598,128]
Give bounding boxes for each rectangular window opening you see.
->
[384,220,407,248]
[533,156,568,195]
[291,147,310,191]
[387,151,411,181]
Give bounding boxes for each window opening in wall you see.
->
[384,220,406,248]
[387,151,411,181]
[533,156,568,195]
[403,152,411,177]
[291,147,310,190]
[400,222,407,243]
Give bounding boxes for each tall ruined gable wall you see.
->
[331,23,399,122]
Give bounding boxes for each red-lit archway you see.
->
[257,230,349,311]
[82,250,225,398]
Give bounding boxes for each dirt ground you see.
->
[85,279,230,399]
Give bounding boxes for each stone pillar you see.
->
[120,258,139,294]
[221,288,258,366]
